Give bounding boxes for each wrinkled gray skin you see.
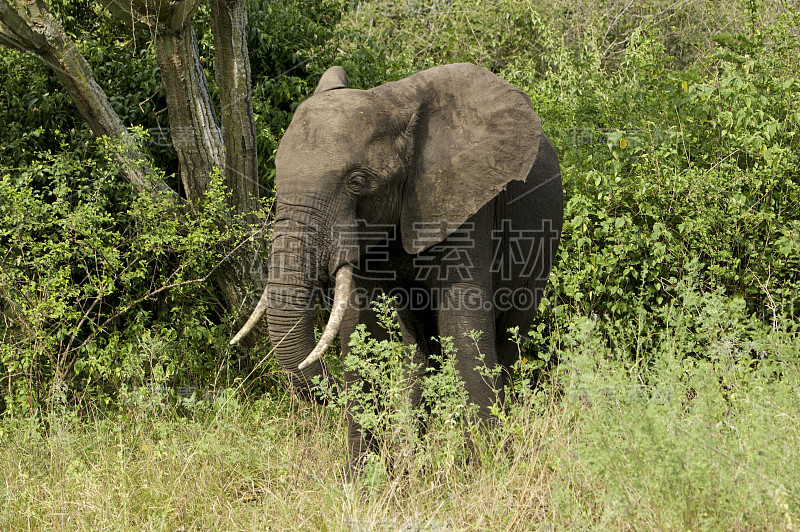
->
[233,63,563,472]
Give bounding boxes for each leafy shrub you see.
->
[0,50,89,169]
[2,0,799,417]
[0,135,271,414]
[333,3,800,359]
[314,295,478,479]
[0,0,352,413]
[531,14,800,344]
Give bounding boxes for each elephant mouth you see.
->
[229,262,354,372]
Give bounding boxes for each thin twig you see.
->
[59,297,101,378]
[749,266,779,332]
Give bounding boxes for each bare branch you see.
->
[101,0,204,31]
[60,223,267,373]
[0,0,178,200]
[167,0,204,31]
[102,0,154,30]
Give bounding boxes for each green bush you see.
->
[0,135,270,414]
[333,3,800,355]
[532,15,800,343]
[0,0,354,413]
[313,295,477,480]
[1,0,799,418]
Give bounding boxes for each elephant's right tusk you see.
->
[298,264,353,370]
[230,283,270,346]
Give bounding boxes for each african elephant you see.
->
[231,63,563,469]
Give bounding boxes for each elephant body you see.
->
[232,63,564,471]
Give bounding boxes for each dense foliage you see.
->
[340,0,800,361]
[0,0,347,412]
[1,0,798,421]
[0,139,261,412]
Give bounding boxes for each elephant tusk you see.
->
[298,264,353,370]
[229,284,271,346]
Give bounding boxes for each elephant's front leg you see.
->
[437,280,503,421]
[432,207,504,422]
[338,282,388,476]
[395,304,439,432]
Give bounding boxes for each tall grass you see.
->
[3,281,797,529]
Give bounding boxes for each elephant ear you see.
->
[314,66,348,94]
[377,63,542,254]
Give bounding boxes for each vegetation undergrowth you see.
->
[2,276,797,529]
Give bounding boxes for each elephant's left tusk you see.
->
[298,264,353,370]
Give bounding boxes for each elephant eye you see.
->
[347,172,367,194]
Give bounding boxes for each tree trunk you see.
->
[207,0,269,336]
[154,24,223,204]
[209,0,260,218]
[0,0,270,340]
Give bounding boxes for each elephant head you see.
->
[230,63,545,389]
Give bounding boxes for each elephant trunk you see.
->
[229,219,352,386]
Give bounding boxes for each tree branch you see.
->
[0,0,178,200]
[101,0,204,32]
[102,0,154,30]
[0,0,48,52]
[167,0,204,31]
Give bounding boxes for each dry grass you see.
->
[2,347,798,531]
